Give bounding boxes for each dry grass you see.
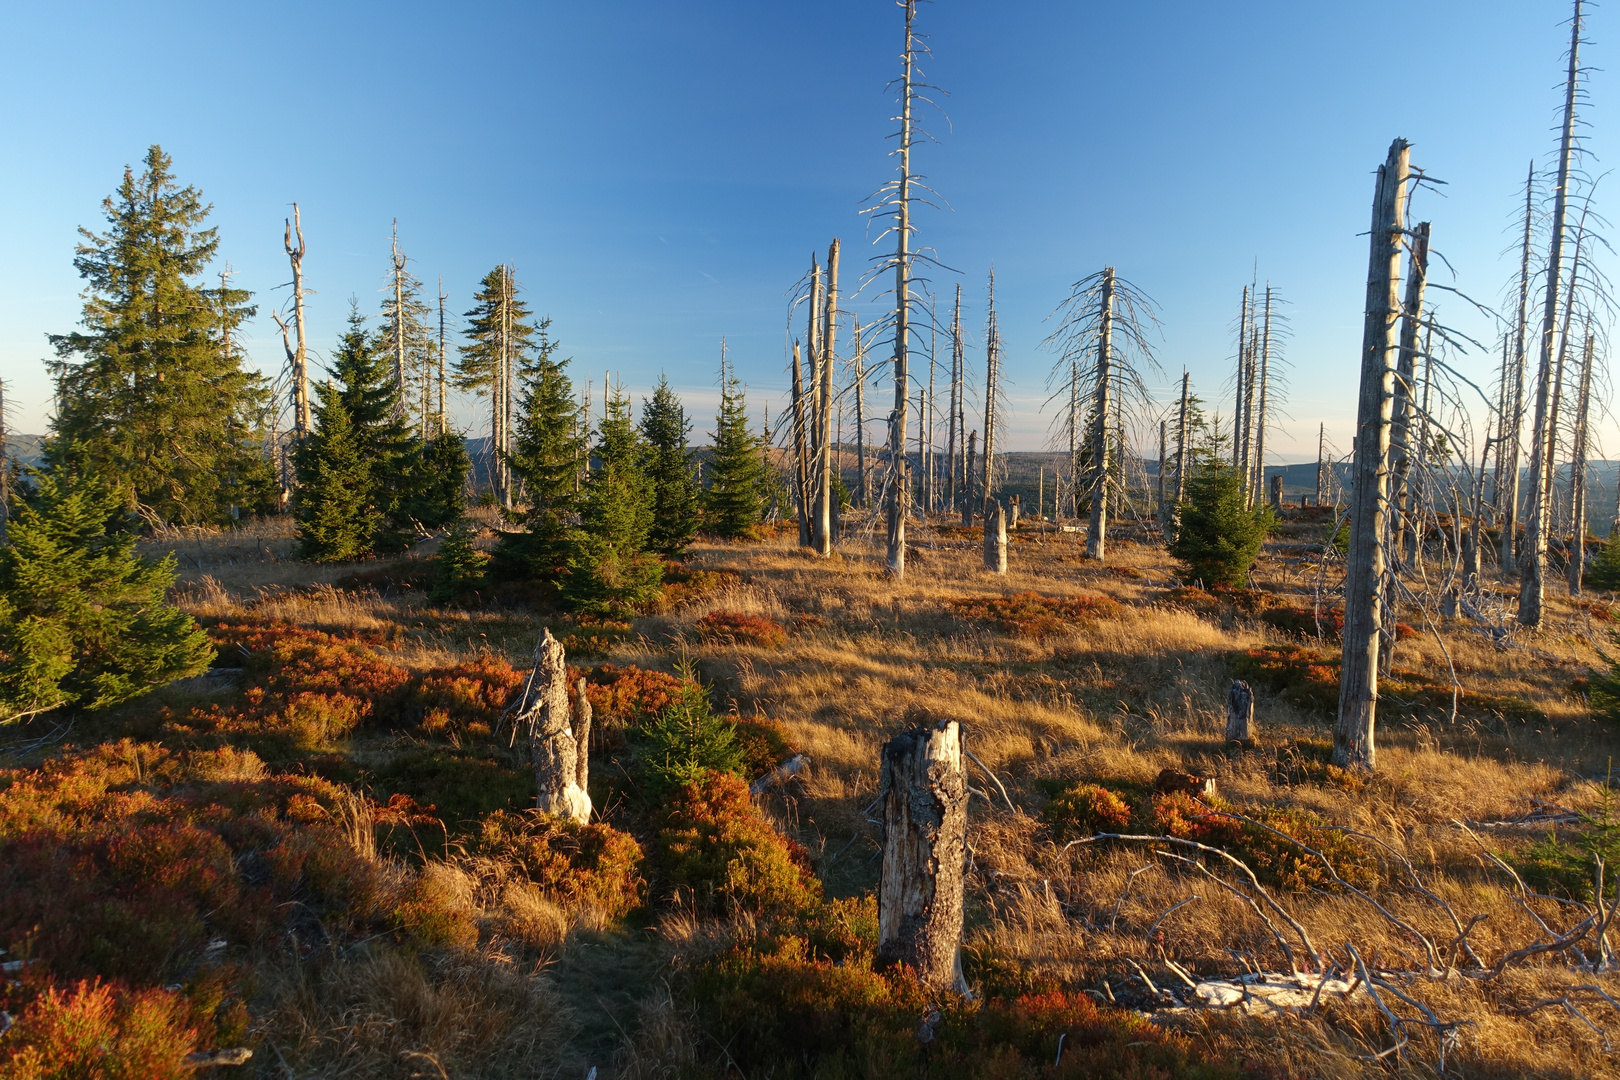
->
[119,508,1620,1077]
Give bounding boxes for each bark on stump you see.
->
[1269,474,1283,514]
[983,499,1007,574]
[878,720,968,994]
[1008,494,1021,530]
[522,629,592,823]
[1225,680,1255,746]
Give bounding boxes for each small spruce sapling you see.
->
[638,658,745,796]
[640,375,701,557]
[703,366,767,538]
[1170,454,1275,587]
[429,518,489,602]
[0,466,213,722]
[563,388,663,616]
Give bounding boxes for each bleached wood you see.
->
[1086,269,1116,561]
[1520,0,1585,628]
[524,629,591,823]
[1499,162,1536,577]
[878,720,968,994]
[1335,138,1409,772]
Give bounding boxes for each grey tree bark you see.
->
[815,241,840,556]
[1086,269,1116,561]
[961,430,977,527]
[792,341,811,547]
[984,499,1007,573]
[1390,221,1431,567]
[524,629,592,823]
[1226,680,1256,746]
[1499,162,1537,576]
[877,719,968,994]
[884,0,919,580]
[1520,0,1584,628]
[285,205,310,440]
[1569,327,1595,595]
[1334,138,1409,772]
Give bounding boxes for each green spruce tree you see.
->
[48,145,274,525]
[494,323,587,580]
[402,429,471,530]
[429,518,489,602]
[0,465,213,723]
[640,375,700,557]
[703,364,766,539]
[564,387,663,615]
[294,380,377,562]
[293,304,420,559]
[1169,448,1275,587]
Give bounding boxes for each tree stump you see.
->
[983,499,1007,574]
[1270,474,1283,513]
[1225,680,1255,746]
[522,629,592,823]
[878,720,968,994]
[1008,494,1021,530]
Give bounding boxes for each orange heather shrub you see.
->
[947,592,1122,638]
[656,771,819,916]
[0,978,200,1080]
[1042,782,1132,839]
[412,653,527,738]
[694,610,788,649]
[577,663,685,728]
[472,810,646,918]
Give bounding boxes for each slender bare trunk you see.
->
[1233,286,1248,470]
[1390,221,1431,567]
[285,205,310,440]
[816,245,839,555]
[792,341,810,546]
[1157,419,1168,524]
[1175,371,1190,508]
[854,321,869,509]
[946,285,962,514]
[1334,138,1409,772]
[961,430,977,527]
[1315,422,1326,505]
[1569,327,1595,595]
[1254,287,1272,506]
[1520,0,1584,628]
[885,1,916,579]
[1501,162,1536,575]
[1086,268,1116,561]
[981,269,999,509]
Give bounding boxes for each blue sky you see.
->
[0,1,1604,461]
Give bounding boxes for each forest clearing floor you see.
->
[6,507,1620,1078]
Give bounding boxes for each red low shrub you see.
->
[948,592,1122,638]
[413,653,526,739]
[0,978,200,1080]
[656,771,819,916]
[694,610,788,649]
[472,810,646,918]
[1043,782,1132,839]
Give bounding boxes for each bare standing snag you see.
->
[521,629,592,824]
[878,720,968,994]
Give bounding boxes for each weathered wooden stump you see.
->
[1154,767,1217,800]
[1008,494,1021,530]
[983,499,1007,574]
[1225,679,1256,746]
[878,720,968,994]
[1270,474,1284,513]
[522,628,592,823]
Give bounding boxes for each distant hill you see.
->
[3,434,45,468]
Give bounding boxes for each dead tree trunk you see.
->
[1086,268,1116,561]
[792,341,811,546]
[884,1,919,580]
[1225,680,1255,746]
[1315,422,1326,506]
[1500,162,1537,576]
[1270,474,1283,514]
[1157,419,1168,525]
[961,430,977,527]
[981,269,1000,508]
[1390,221,1431,567]
[524,629,592,823]
[854,320,869,510]
[877,719,968,994]
[1569,327,1595,595]
[946,285,962,516]
[285,205,310,440]
[984,499,1007,573]
[1520,0,1584,628]
[1174,370,1190,512]
[1233,285,1249,471]
[815,241,840,555]
[1254,286,1272,505]
[1335,138,1409,773]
